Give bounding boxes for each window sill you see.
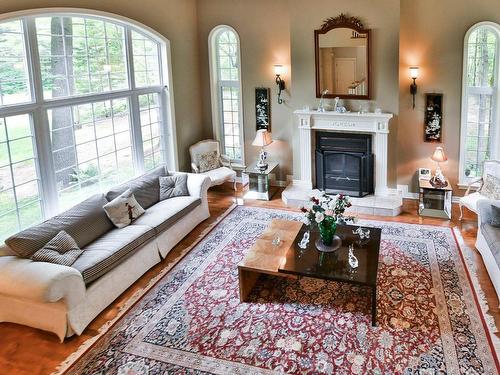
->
[457,182,481,190]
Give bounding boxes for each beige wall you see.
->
[0,0,203,171]
[196,0,292,181]
[399,0,500,193]
[197,0,400,185]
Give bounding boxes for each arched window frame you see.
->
[0,8,177,238]
[459,21,500,186]
[208,25,245,165]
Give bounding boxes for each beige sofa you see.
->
[0,167,211,341]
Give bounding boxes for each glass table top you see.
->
[244,161,278,175]
[278,224,382,287]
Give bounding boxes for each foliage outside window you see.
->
[0,12,170,240]
[460,23,500,183]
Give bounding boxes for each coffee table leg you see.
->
[371,286,377,327]
[238,268,260,302]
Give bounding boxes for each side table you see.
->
[243,162,278,200]
[418,178,453,219]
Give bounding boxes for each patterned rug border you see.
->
[53,203,238,375]
[452,227,500,364]
[54,205,500,374]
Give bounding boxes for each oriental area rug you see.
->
[62,206,499,374]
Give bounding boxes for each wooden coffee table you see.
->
[237,219,382,326]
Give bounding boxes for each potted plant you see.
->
[300,193,354,250]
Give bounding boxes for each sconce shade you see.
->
[252,129,273,147]
[431,146,447,162]
[274,64,284,76]
[409,66,419,79]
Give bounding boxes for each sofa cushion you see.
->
[72,224,155,284]
[204,166,236,186]
[31,231,83,266]
[482,223,500,265]
[159,174,189,200]
[133,196,202,234]
[106,166,167,209]
[5,194,113,258]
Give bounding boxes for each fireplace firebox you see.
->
[315,132,374,197]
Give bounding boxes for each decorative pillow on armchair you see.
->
[31,230,83,266]
[198,150,221,173]
[103,189,145,228]
[481,174,500,200]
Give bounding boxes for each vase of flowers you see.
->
[300,193,353,251]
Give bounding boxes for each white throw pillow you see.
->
[198,151,220,173]
[481,174,500,200]
[103,189,145,228]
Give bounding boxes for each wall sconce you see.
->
[274,65,286,104]
[409,66,419,109]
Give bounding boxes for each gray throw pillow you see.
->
[103,189,145,228]
[31,231,83,266]
[159,174,189,200]
[491,205,500,228]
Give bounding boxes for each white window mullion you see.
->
[129,93,144,174]
[25,17,59,217]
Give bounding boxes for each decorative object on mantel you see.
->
[314,13,371,100]
[409,66,419,109]
[273,64,286,104]
[255,87,271,130]
[300,193,354,252]
[430,146,448,187]
[424,93,443,142]
[252,129,273,170]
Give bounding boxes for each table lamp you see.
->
[430,146,448,186]
[252,129,273,170]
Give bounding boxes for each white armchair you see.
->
[459,160,500,220]
[189,140,237,190]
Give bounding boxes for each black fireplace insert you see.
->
[315,132,374,197]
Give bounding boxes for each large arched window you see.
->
[460,22,500,184]
[209,25,244,164]
[0,10,176,240]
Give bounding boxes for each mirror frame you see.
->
[314,14,371,100]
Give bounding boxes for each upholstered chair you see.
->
[189,140,237,190]
[459,159,500,220]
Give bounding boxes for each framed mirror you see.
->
[314,14,371,99]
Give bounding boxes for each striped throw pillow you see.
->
[31,231,83,266]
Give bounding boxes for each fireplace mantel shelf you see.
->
[283,109,402,216]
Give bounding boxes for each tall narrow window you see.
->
[209,26,244,163]
[0,10,176,241]
[460,22,500,184]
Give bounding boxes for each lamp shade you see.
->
[431,146,447,162]
[409,66,419,79]
[252,129,273,147]
[274,64,284,76]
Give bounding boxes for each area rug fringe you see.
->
[452,227,500,359]
[52,203,238,375]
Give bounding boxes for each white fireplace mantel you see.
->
[282,109,402,216]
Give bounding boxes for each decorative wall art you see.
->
[424,93,443,142]
[255,87,271,131]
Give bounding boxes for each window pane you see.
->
[467,26,497,88]
[36,16,128,99]
[49,98,135,210]
[132,31,161,87]
[0,114,43,240]
[216,30,239,82]
[139,93,164,170]
[464,93,494,178]
[220,86,241,159]
[0,19,31,106]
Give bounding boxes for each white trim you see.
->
[459,21,500,186]
[208,25,245,165]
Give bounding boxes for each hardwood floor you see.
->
[0,183,498,375]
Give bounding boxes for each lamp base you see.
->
[255,161,268,171]
[430,176,448,188]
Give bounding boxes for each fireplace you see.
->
[315,132,374,197]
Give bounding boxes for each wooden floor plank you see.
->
[0,183,497,375]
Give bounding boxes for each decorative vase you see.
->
[319,216,337,246]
